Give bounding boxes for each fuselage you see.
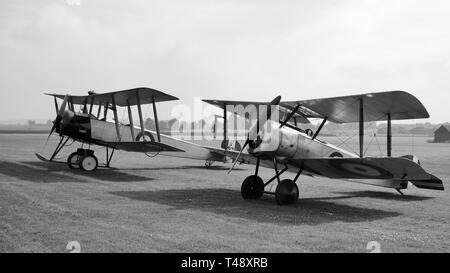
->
[248,120,357,160]
[248,120,407,189]
[57,110,226,162]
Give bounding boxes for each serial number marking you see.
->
[224,257,268,268]
[181,257,268,270]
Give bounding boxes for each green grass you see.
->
[0,134,448,252]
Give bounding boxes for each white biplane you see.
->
[203,91,444,205]
[36,87,231,171]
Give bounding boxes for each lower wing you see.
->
[204,146,444,191]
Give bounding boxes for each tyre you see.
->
[79,154,98,172]
[67,152,80,169]
[241,175,264,200]
[275,179,299,205]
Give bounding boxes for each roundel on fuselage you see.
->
[329,152,343,158]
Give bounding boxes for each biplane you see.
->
[36,87,230,171]
[203,91,444,205]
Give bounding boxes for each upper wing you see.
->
[46,87,179,107]
[202,99,311,124]
[281,90,429,123]
[288,157,444,190]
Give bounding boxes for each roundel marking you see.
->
[340,163,382,177]
[329,159,393,179]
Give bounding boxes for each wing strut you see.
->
[279,104,300,128]
[126,99,135,141]
[136,91,146,141]
[111,94,121,142]
[152,98,161,142]
[89,96,94,115]
[103,101,108,120]
[387,112,392,157]
[359,98,364,158]
[222,105,228,149]
[312,117,327,140]
[97,104,102,119]
[83,97,88,113]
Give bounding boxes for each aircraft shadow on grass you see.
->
[328,191,433,202]
[0,161,152,183]
[116,165,245,171]
[110,188,404,226]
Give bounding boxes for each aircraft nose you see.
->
[61,110,74,128]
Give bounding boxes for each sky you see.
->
[1,0,450,124]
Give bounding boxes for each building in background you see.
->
[433,125,450,143]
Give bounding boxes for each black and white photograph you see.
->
[0,0,449,259]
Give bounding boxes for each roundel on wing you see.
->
[136,131,155,142]
[329,159,393,179]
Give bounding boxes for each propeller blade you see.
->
[266,95,281,121]
[248,95,281,141]
[48,124,56,139]
[48,95,69,138]
[269,95,282,105]
[228,138,249,174]
[228,95,282,174]
[58,95,69,117]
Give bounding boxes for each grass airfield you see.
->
[0,134,449,252]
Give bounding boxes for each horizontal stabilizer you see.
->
[289,157,441,183]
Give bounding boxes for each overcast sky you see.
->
[1,0,449,123]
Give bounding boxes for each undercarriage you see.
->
[241,157,302,205]
[45,136,115,172]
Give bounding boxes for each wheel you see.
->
[205,161,213,168]
[79,154,98,172]
[67,152,80,169]
[135,131,155,142]
[241,175,264,200]
[275,179,299,205]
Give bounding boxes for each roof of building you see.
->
[434,125,450,134]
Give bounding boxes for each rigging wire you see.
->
[370,122,383,156]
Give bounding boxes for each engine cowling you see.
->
[248,121,301,158]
